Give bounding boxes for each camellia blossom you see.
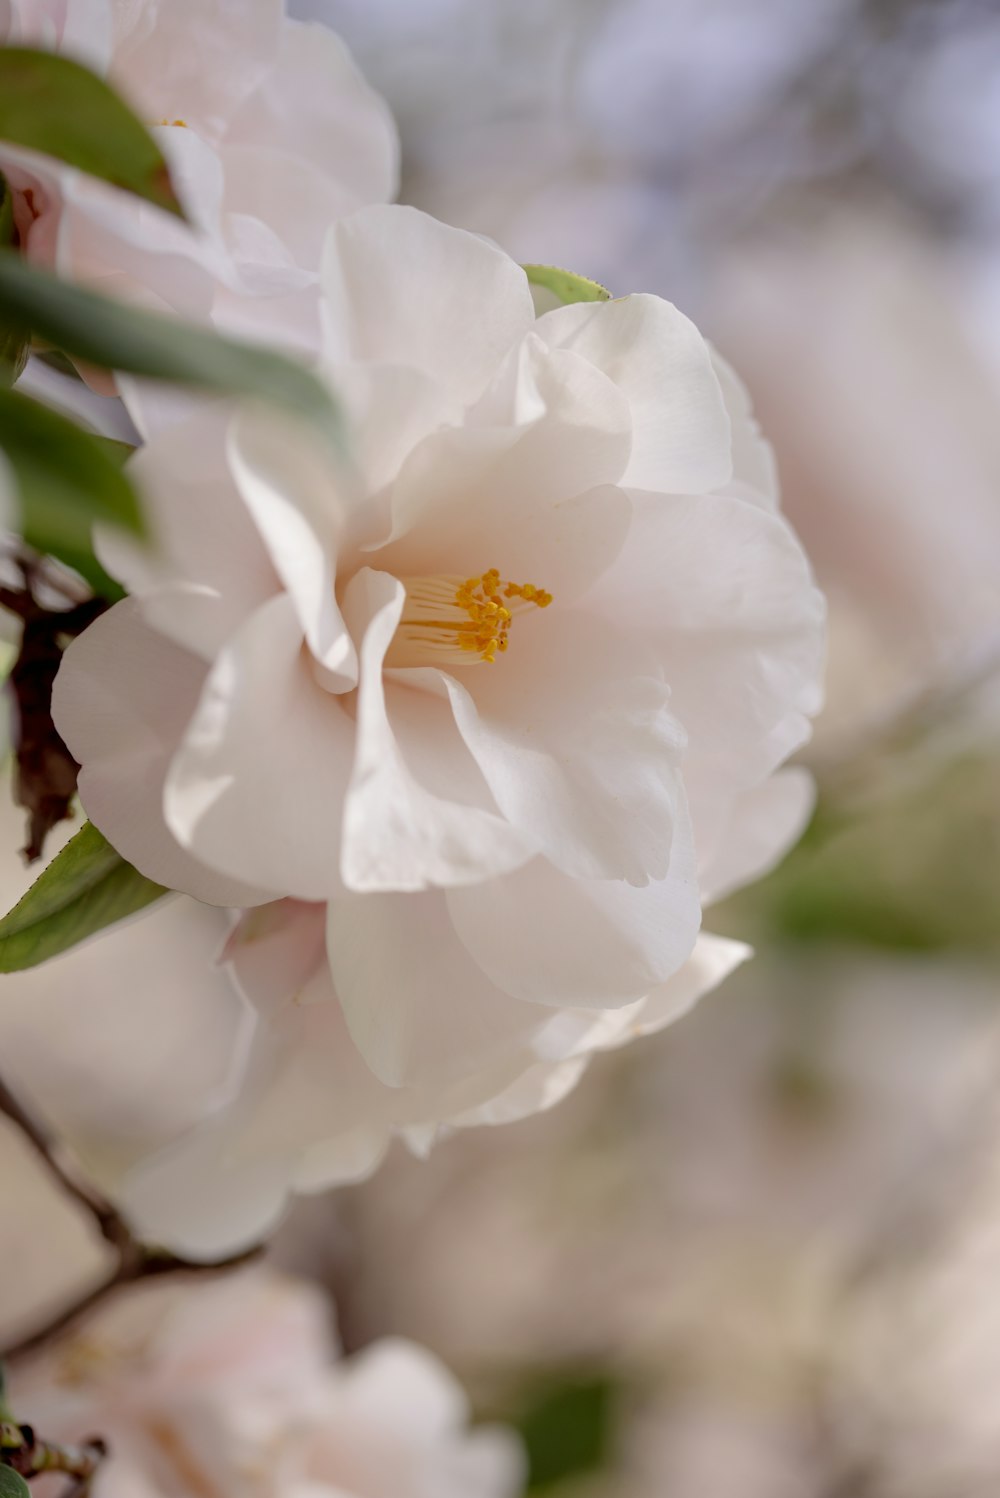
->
[53,203,824,1253]
[11,1269,524,1498]
[0,0,398,351]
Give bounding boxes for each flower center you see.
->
[155,118,188,127]
[388,568,552,667]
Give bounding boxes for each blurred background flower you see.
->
[9,1269,524,1498]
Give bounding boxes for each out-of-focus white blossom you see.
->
[51,203,823,1254]
[708,207,1000,752]
[0,0,398,353]
[10,1270,524,1498]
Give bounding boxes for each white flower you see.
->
[0,0,398,352]
[10,1269,524,1498]
[53,204,824,1253]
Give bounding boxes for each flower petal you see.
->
[437,609,687,883]
[225,17,399,207]
[591,490,825,856]
[97,405,278,659]
[625,932,752,1038]
[327,886,554,1087]
[379,331,632,552]
[447,822,700,1010]
[712,347,779,507]
[0,874,248,1195]
[110,0,283,140]
[53,598,270,905]
[699,765,815,903]
[535,292,732,493]
[445,1056,590,1129]
[164,593,354,902]
[321,204,534,404]
[339,568,533,892]
[229,408,358,685]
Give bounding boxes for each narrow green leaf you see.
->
[0,252,341,435]
[0,175,27,388]
[0,388,142,595]
[523,265,612,306]
[0,1467,30,1498]
[0,821,167,972]
[0,48,184,217]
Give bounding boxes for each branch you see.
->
[0,1075,129,1251]
[0,1072,263,1362]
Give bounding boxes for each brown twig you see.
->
[0,548,109,861]
[0,1072,263,1362]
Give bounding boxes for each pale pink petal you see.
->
[712,348,780,507]
[446,1056,590,1129]
[229,409,358,685]
[122,1130,294,1260]
[224,900,327,1017]
[321,204,534,403]
[327,887,552,1087]
[55,129,228,314]
[535,293,732,493]
[339,569,533,893]
[97,405,278,658]
[446,822,700,1010]
[164,594,355,902]
[109,0,283,140]
[225,18,399,207]
[12,0,113,70]
[437,610,687,883]
[699,765,816,903]
[341,362,463,511]
[624,932,752,1038]
[53,599,270,905]
[380,332,631,550]
[0,885,248,1190]
[218,143,344,275]
[591,490,825,854]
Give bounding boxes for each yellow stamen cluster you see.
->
[451,569,552,662]
[156,118,188,127]
[394,568,553,666]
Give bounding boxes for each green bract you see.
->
[0,821,167,972]
[523,264,612,305]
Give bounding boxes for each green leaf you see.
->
[515,1373,616,1493]
[0,388,142,595]
[0,48,184,218]
[523,264,612,306]
[0,252,341,435]
[0,821,167,972]
[0,1468,30,1498]
[0,176,27,388]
